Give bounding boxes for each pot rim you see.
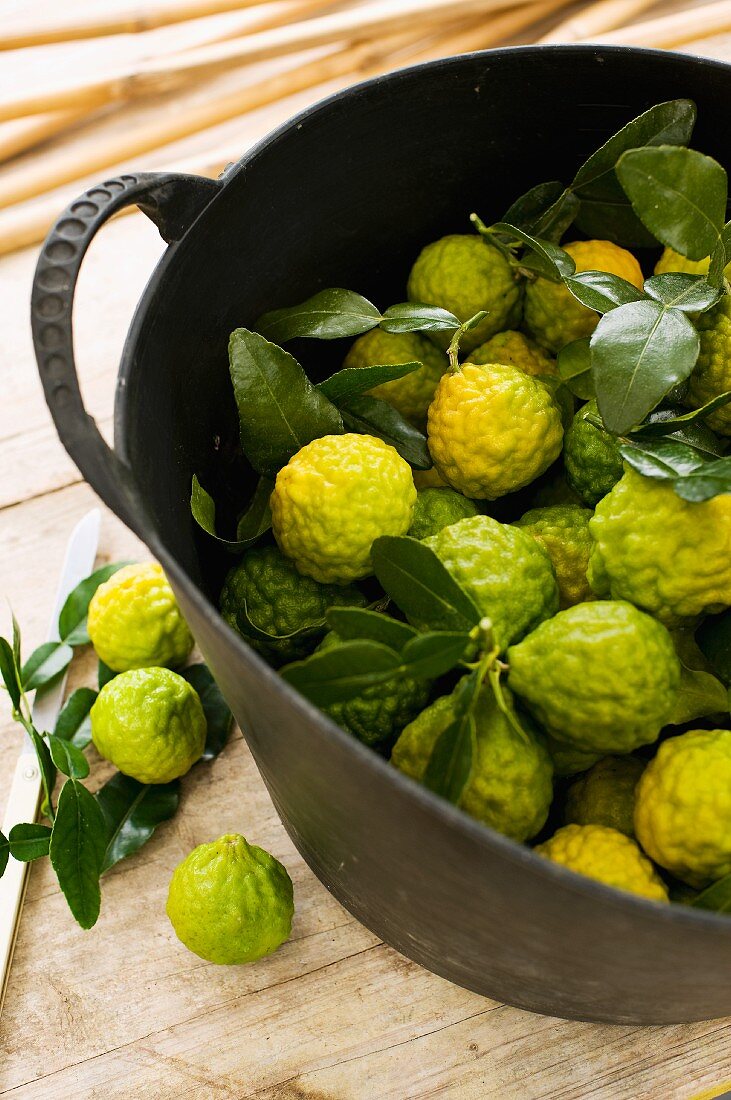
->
[114,42,731,936]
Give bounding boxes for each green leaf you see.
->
[618,439,706,480]
[95,773,180,873]
[0,832,8,879]
[58,562,130,645]
[380,302,460,334]
[21,641,73,692]
[49,779,106,928]
[572,99,697,245]
[557,338,594,399]
[371,536,481,634]
[48,734,90,779]
[422,672,481,802]
[180,664,233,761]
[340,395,431,469]
[691,873,731,913]
[667,664,728,725]
[98,660,116,690]
[502,182,579,242]
[54,687,97,749]
[0,636,21,711]
[11,613,21,672]
[256,289,382,342]
[318,362,421,404]
[490,222,576,281]
[281,640,401,705]
[709,223,731,286]
[672,457,731,502]
[564,271,645,314]
[399,631,471,680]
[28,727,56,816]
[617,146,727,261]
[325,607,417,649]
[631,393,731,437]
[191,475,272,551]
[592,300,699,435]
[643,273,722,313]
[229,328,343,478]
[8,822,52,862]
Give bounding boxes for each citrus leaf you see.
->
[95,773,180,873]
[643,273,723,313]
[11,613,21,672]
[691,873,731,913]
[672,457,731,502]
[180,664,233,760]
[564,271,645,314]
[572,99,696,245]
[318,361,421,404]
[380,303,460,334]
[616,146,727,261]
[8,822,52,862]
[491,222,576,281]
[371,536,481,634]
[399,631,471,680]
[28,727,56,817]
[503,181,579,242]
[229,328,343,478]
[0,636,21,711]
[21,641,73,692]
[557,338,594,399]
[48,735,89,779]
[58,562,131,645]
[618,439,706,480]
[281,640,401,705]
[667,664,728,725]
[255,288,382,342]
[422,671,481,802]
[709,223,731,286]
[325,607,417,649]
[592,300,699,435]
[236,477,274,542]
[340,394,431,469]
[50,779,106,929]
[631,393,731,436]
[0,832,8,878]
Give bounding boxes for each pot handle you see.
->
[31,171,223,541]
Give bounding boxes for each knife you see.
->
[0,508,101,1017]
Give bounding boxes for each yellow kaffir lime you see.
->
[427,362,563,499]
[87,563,194,673]
[588,468,731,624]
[166,834,294,964]
[392,682,553,841]
[654,246,731,278]
[90,666,206,784]
[341,328,446,427]
[686,292,731,435]
[413,466,448,490]
[535,824,669,902]
[634,729,731,887]
[524,240,643,353]
[513,503,595,608]
[508,601,680,754]
[406,234,523,353]
[565,756,646,837]
[466,330,557,376]
[408,487,479,540]
[270,434,416,584]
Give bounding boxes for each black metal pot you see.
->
[32,45,731,1024]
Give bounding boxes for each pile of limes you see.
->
[216,226,731,913]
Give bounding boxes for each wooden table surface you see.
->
[4,44,731,1100]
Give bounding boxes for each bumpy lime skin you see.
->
[316,632,429,746]
[219,545,365,662]
[563,400,624,507]
[535,824,669,902]
[635,729,731,887]
[514,503,594,608]
[687,293,731,435]
[427,363,564,500]
[508,601,680,754]
[654,246,731,279]
[91,667,206,784]
[392,685,553,842]
[406,234,523,353]
[424,515,558,650]
[524,240,644,354]
[545,735,602,778]
[342,328,447,427]
[466,329,557,376]
[270,434,416,584]
[88,562,194,672]
[588,468,731,624]
[565,756,646,837]
[408,487,479,540]
[166,834,294,964]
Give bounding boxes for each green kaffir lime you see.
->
[563,401,624,507]
[514,503,594,608]
[564,756,646,837]
[408,487,479,540]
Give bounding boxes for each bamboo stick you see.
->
[541,0,659,42]
[0,110,92,163]
[0,0,538,124]
[589,0,731,45]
